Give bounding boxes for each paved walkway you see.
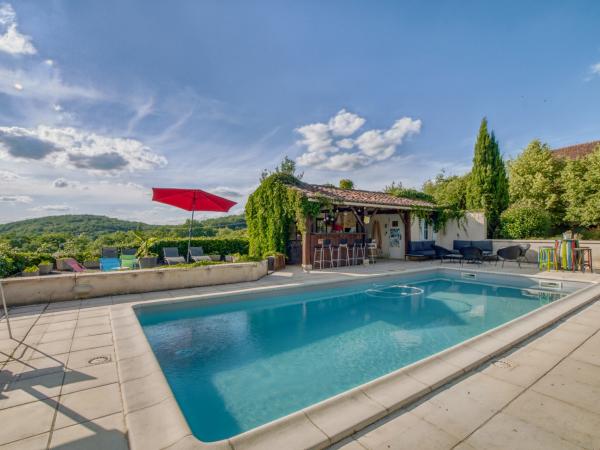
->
[0,261,599,449]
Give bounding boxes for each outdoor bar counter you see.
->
[308,232,366,265]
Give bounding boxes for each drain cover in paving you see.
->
[88,355,111,365]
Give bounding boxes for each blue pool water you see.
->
[136,271,576,442]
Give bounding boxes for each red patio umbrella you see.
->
[152,188,237,260]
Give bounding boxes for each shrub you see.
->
[0,244,54,278]
[149,237,249,259]
[500,205,551,239]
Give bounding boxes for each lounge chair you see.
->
[518,243,531,263]
[64,258,86,272]
[188,247,211,262]
[460,246,483,265]
[497,245,523,268]
[435,245,462,264]
[120,248,138,269]
[163,247,186,265]
[100,247,121,271]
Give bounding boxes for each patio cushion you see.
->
[453,240,471,252]
[472,240,493,253]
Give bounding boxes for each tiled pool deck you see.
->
[1,260,599,449]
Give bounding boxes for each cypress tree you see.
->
[466,118,509,237]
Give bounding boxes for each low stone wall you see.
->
[1,261,268,307]
[491,239,600,268]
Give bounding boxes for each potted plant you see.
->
[38,260,54,275]
[133,231,158,269]
[22,265,39,277]
[265,252,286,270]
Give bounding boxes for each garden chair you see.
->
[100,247,121,271]
[497,245,523,268]
[459,246,483,265]
[189,247,211,262]
[120,248,138,269]
[163,247,186,265]
[518,243,531,263]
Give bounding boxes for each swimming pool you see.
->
[135,269,586,442]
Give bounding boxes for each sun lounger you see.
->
[64,258,86,272]
[189,247,211,262]
[163,247,186,265]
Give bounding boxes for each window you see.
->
[420,219,429,240]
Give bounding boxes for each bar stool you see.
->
[538,246,556,271]
[367,239,378,264]
[352,240,365,265]
[313,239,332,269]
[574,247,593,273]
[336,239,350,267]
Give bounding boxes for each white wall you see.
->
[1,261,268,306]
[435,212,486,249]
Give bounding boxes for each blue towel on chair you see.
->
[100,257,121,271]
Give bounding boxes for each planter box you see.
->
[84,260,100,270]
[138,256,157,269]
[21,271,39,277]
[38,264,53,275]
[1,261,268,306]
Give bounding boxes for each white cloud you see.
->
[0,3,36,55]
[0,125,168,173]
[0,65,102,102]
[328,109,365,136]
[355,117,422,160]
[52,178,69,188]
[591,62,600,76]
[0,194,32,203]
[0,169,19,182]
[30,204,72,212]
[295,110,422,171]
[295,122,335,154]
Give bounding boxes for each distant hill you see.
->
[0,214,246,238]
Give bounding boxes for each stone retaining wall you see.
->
[1,261,268,306]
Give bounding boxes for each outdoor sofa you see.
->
[406,240,436,259]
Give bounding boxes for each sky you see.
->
[0,0,599,224]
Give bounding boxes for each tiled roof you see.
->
[289,182,436,209]
[552,140,600,160]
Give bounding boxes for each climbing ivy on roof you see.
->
[245,173,326,257]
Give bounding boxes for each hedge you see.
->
[149,238,249,259]
[500,205,551,239]
[0,247,54,278]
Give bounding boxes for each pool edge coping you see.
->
[111,268,600,450]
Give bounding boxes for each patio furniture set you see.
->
[407,240,530,268]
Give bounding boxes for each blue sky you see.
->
[0,0,599,224]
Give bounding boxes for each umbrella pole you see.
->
[187,208,195,262]
[0,281,12,339]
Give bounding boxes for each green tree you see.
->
[500,205,551,239]
[466,118,509,237]
[561,145,600,227]
[339,179,354,189]
[423,172,469,210]
[261,156,303,181]
[507,140,564,227]
[384,181,434,202]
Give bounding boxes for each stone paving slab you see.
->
[0,260,599,449]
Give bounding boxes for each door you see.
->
[389,217,404,259]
